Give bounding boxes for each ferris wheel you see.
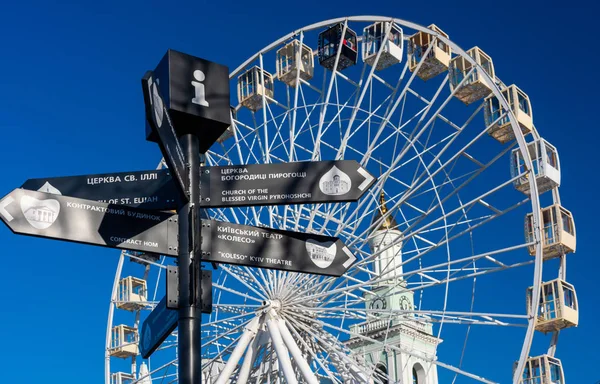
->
[105,16,579,384]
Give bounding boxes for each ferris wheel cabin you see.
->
[237,66,274,111]
[519,355,565,384]
[115,276,147,312]
[276,40,314,87]
[407,24,451,81]
[485,84,533,143]
[449,47,495,105]
[318,23,358,71]
[527,279,578,334]
[109,324,139,358]
[511,139,560,195]
[362,22,403,71]
[526,204,576,259]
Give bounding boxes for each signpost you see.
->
[0,188,178,255]
[140,296,179,359]
[21,169,181,210]
[200,219,356,277]
[141,71,188,199]
[199,160,375,208]
[0,48,376,384]
[142,49,231,384]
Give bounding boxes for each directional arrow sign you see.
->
[200,220,356,277]
[21,169,182,210]
[140,296,178,358]
[142,70,188,200]
[0,189,178,256]
[199,160,375,208]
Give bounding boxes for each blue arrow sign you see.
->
[140,296,178,359]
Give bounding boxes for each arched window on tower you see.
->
[375,363,387,384]
[412,363,426,384]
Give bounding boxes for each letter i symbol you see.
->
[192,70,209,107]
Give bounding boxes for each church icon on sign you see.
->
[319,166,351,196]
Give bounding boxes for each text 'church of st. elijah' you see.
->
[344,192,442,384]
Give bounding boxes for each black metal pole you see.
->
[178,133,201,384]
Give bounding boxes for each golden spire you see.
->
[373,191,397,231]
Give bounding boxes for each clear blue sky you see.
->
[0,1,596,383]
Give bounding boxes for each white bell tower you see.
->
[346,192,442,384]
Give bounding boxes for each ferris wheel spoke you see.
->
[219,265,270,302]
[408,120,439,190]
[204,310,258,332]
[353,38,437,173]
[334,132,454,243]
[281,313,344,383]
[295,240,533,308]
[279,273,324,304]
[205,147,233,166]
[451,267,477,384]
[401,111,510,210]
[333,89,399,150]
[258,54,272,165]
[351,169,524,262]
[229,118,250,165]
[336,130,448,246]
[278,271,305,301]
[369,207,529,288]
[313,20,350,161]
[401,152,516,244]
[408,168,478,201]
[305,309,527,328]
[287,31,306,162]
[137,359,177,384]
[212,282,265,304]
[405,257,534,299]
[309,92,360,166]
[284,314,372,381]
[392,75,450,160]
[303,302,529,322]
[243,266,274,299]
[276,270,292,298]
[212,303,262,314]
[263,103,291,161]
[405,242,532,287]
[401,178,527,251]
[402,128,512,222]
[231,119,262,157]
[264,269,279,298]
[335,22,393,160]
[293,87,321,153]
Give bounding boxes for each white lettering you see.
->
[141,173,158,181]
[134,196,159,204]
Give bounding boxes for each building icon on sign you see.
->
[23,206,56,225]
[20,195,60,230]
[319,166,351,196]
[306,240,336,269]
